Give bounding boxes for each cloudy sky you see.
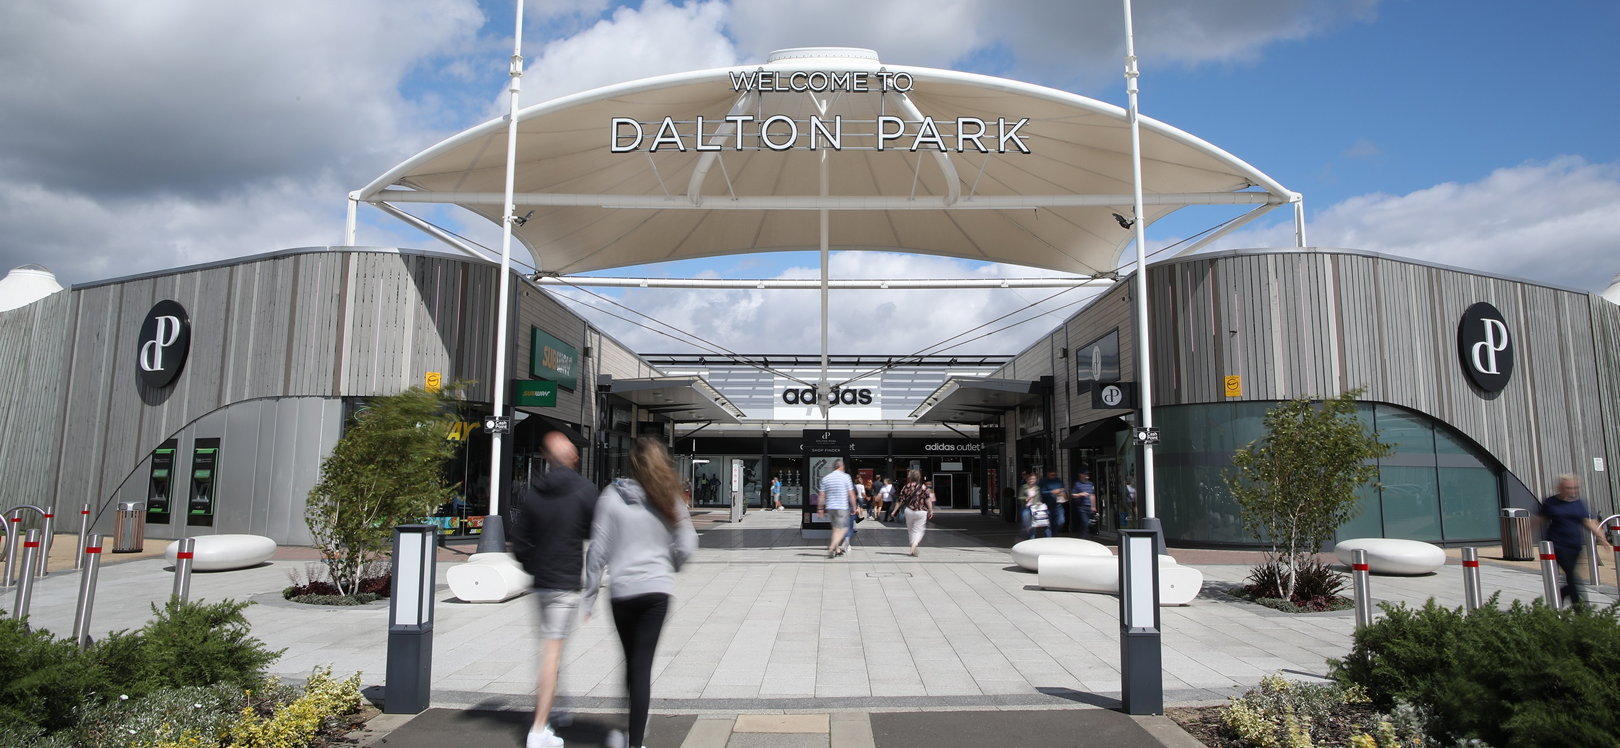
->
[2,0,1616,355]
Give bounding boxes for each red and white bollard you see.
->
[74,504,90,571]
[36,510,53,577]
[172,537,195,603]
[1538,540,1562,608]
[11,529,39,622]
[1352,549,1373,629]
[72,534,103,650]
[1461,547,1482,613]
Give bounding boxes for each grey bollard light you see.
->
[1461,547,1483,613]
[36,509,54,577]
[72,534,103,650]
[1351,549,1373,629]
[74,504,90,571]
[11,529,39,622]
[1538,540,1561,608]
[385,525,438,714]
[172,537,195,603]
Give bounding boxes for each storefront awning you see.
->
[1059,416,1126,449]
[523,413,589,446]
[909,378,1042,424]
[603,376,745,424]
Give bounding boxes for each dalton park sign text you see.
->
[611,69,1031,154]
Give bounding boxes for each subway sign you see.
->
[514,380,558,407]
[530,327,578,391]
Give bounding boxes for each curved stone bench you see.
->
[164,534,276,571]
[1334,538,1446,575]
[447,553,533,603]
[1009,537,1111,571]
[1036,554,1203,605]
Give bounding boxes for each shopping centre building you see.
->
[0,47,1616,548]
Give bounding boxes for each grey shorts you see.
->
[533,588,582,639]
[827,508,850,527]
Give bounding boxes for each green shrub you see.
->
[1330,595,1620,748]
[0,614,109,733]
[0,599,282,739]
[125,598,283,694]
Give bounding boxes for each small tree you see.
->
[1223,388,1392,602]
[305,386,459,595]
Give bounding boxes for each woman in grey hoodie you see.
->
[583,437,699,748]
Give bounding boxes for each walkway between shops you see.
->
[358,706,1202,748]
[15,508,1616,719]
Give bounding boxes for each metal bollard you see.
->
[75,504,90,571]
[11,529,39,621]
[1538,540,1562,608]
[3,511,19,587]
[172,537,195,603]
[1352,549,1373,629]
[1588,534,1601,592]
[1461,547,1483,613]
[37,510,53,577]
[72,534,103,650]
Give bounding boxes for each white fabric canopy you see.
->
[358,48,1292,276]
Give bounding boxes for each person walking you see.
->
[582,437,699,748]
[818,459,857,558]
[878,477,895,521]
[1040,469,1066,534]
[770,477,784,511]
[511,432,598,748]
[1018,473,1045,539]
[897,469,934,556]
[1071,469,1096,539]
[1539,474,1615,607]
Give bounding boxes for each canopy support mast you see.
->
[818,149,831,422]
[479,0,524,555]
[1124,0,1157,524]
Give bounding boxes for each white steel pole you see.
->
[1293,194,1308,248]
[818,149,831,421]
[481,0,524,553]
[1124,0,1156,521]
[345,192,359,247]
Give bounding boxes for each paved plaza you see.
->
[14,509,1618,718]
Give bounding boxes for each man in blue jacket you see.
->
[512,431,598,748]
[1539,474,1615,607]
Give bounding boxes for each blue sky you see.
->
[361,0,1619,290]
[1,0,1615,353]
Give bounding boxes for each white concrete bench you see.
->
[1334,538,1446,575]
[1009,536,1111,571]
[163,534,276,571]
[446,553,533,603]
[1035,553,1204,605]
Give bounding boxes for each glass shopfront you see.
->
[1155,401,1505,545]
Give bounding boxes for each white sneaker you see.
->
[527,724,564,748]
[604,729,627,748]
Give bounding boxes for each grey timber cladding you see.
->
[0,291,71,514]
[1136,250,1615,513]
[51,250,512,518]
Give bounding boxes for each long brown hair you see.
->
[629,436,680,522]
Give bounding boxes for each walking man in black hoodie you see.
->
[512,431,598,748]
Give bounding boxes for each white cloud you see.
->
[0,0,486,282]
[519,0,738,106]
[729,0,1378,87]
[1208,157,1620,292]
[552,252,1101,355]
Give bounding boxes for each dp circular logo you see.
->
[1457,302,1512,393]
[137,300,191,389]
[1099,384,1125,407]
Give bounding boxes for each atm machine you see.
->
[146,439,177,525]
[186,438,220,527]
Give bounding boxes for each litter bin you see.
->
[112,502,144,553]
[1500,507,1533,561]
